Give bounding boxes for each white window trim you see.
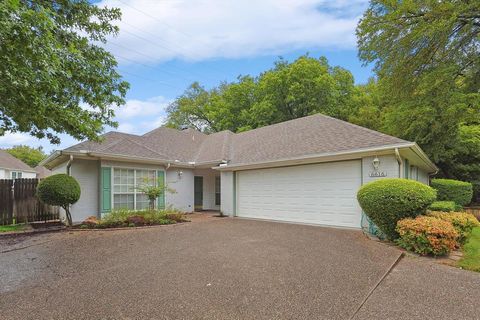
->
[110,166,166,211]
[11,171,23,179]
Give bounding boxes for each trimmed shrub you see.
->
[357,179,437,239]
[429,201,456,212]
[427,211,480,245]
[165,212,188,222]
[431,179,473,206]
[37,174,81,226]
[396,216,458,256]
[94,208,184,228]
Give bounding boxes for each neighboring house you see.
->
[35,165,52,179]
[0,150,37,179]
[41,114,438,228]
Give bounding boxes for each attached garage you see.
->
[236,160,363,228]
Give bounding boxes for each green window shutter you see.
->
[100,167,112,213]
[157,170,165,209]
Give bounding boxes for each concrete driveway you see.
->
[0,214,479,319]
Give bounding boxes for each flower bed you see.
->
[427,211,480,245]
[396,216,458,256]
[78,208,189,229]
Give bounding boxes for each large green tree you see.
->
[357,0,480,201]
[166,56,357,132]
[6,145,47,167]
[0,0,129,144]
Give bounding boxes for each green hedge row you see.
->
[431,179,473,206]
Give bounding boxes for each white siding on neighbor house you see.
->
[220,171,234,216]
[21,171,37,178]
[0,169,36,179]
[362,155,400,185]
[166,168,194,213]
[193,169,220,211]
[69,159,99,223]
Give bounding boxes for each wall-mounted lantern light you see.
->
[372,157,380,170]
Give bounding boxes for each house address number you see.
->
[369,171,387,177]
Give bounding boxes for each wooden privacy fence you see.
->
[465,207,480,221]
[0,178,59,225]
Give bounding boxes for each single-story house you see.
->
[0,150,37,179]
[41,114,438,228]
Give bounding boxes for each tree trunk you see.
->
[63,206,72,226]
[149,198,156,210]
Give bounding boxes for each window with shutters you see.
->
[113,168,156,210]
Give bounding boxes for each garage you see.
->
[236,160,363,228]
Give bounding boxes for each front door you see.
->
[194,176,203,211]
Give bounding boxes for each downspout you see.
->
[66,155,74,176]
[394,148,403,178]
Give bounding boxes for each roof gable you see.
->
[0,150,34,171]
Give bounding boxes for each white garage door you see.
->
[236,160,362,228]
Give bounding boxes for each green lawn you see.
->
[0,224,26,233]
[458,227,480,272]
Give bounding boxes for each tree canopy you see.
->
[357,0,480,201]
[6,145,47,167]
[166,56,359,132]
[0,0,129,144]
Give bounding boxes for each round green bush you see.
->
[430,179,473,206]
[37,174,81,207]
[37,174,80,226]
[357,178,437,239]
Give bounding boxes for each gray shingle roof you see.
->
[35,166,51,179]
[229,114,408,165]
[62,114,410,166]
[0,150,34,171]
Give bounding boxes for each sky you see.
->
[0,0,373,153]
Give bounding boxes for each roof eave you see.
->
[39,150,64,168]
[410,143,439,174]
[213,143,415,171]
[87,152,195,168]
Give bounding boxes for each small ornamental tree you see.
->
[37,174,81,226]
[136,179,175,210]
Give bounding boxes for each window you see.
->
[215,176,221,206]
[11,171,22,179]
[113,168,157,210]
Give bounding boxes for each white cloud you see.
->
[114,96,170,119]
[0,96,172,152]
[0,132,34,146]
[98,0,368,64]
[116,123,137,133]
